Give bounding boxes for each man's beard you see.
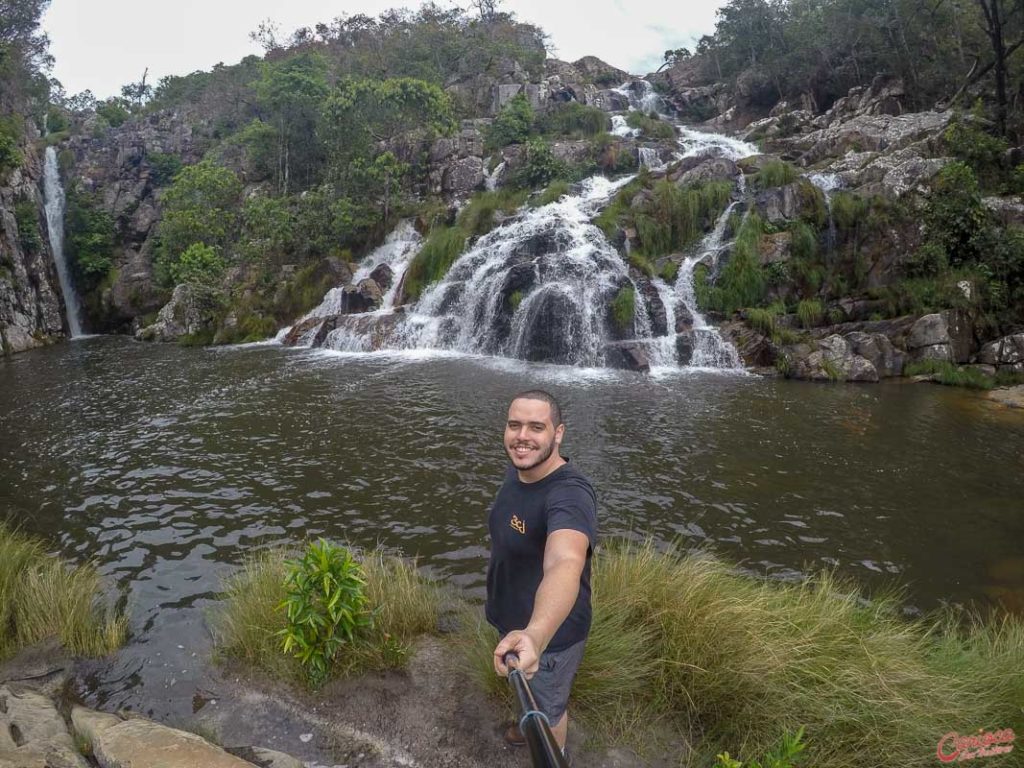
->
[507,438,555,471]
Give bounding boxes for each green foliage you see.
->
[65,186,115,288]
[633,180,733,257]
[625,110,676,139]
[610,285,636,333]
[831,191,867,231]
[402,225,468,301]
[156,160,241,284]
[509,290,524,310]
[796,298,823,328]
[513,137,566,188]
[13,197,40,255]
[486,93,534,148]
[924,162,988,265]
[239,195,295,263]
[535,179,570,206]
[536,102,610,138]
[215,546,441,685]
[96,99,130,127]
[628,252,655,277]
[463,540,1024,764]
[943,115,1009,190]
[147,152,182,185]
[660,259,680,283]
[753,160,799,189]
[716,727,807,768]
[702,213,767,314]
[0,524,127,661]
[278,539,372,687]
[0,116,23,173]
[458,188,528,236]
[170,243,225,286]
[746,307,777,335]
[904,359,996,389]
[590,132,639,174]
[593,176,645,237]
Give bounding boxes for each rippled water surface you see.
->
[1,337,1022,718]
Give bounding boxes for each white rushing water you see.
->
[42,146,83,337]
[485,161,506,192]
[282,78,767,373]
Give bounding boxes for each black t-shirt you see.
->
[485,461,598,652]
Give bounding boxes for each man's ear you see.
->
[555,423,565,444]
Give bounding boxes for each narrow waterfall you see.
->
[809,172,842,254]
[42,146,83,337]
[485,161,506,191]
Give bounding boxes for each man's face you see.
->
[504,398,564,472]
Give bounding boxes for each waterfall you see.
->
[485,161,506,191]
[677,127,760,161]
[638,147,661,169]
[393,175,638,366]
[42,146,83,337]
[809,172,842,254]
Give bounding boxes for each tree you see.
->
[156,160,242,282]
[486,93,534,148]
[120,68,152,111]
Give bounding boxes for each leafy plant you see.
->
[513,138,566,188]
[486,93,534,149]
[610,285,636,333]
[13,198,41,255]
[625,111,676,139]
[170,243,225,286]
[716,727,807,768]
[278,539,372,686]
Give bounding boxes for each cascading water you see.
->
[394,175,639,366]
[809,172,842,254]
[42,146,83,337]
[485,161,506,192]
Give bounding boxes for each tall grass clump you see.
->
[401,225,468,301]
[537,102,611,138]
[461,540,1024,766]
[610,285,636,333]
[213,544,443,686]
[753,160,799,189]
[904,359,997,389]
[796,298,823,327]
[0,524,126,659]
[702,213,767,314]
[626,111,677,139]
[634,180,733,257]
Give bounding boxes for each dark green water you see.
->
[1,336,1022,718]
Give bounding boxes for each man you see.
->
[487,390,598,758]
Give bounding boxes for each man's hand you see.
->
[494,629,543,678]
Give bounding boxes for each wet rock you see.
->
[0,687,88,768]
[550,140,592,166]
[977,333,1024,371]
[322,312,403,352]
[136,283,221,342]
[369,264,394,294]
[517,288,584,365]
[719,321,776,367]
[72,706,258,768]
[603,340,651,372]
[441,157,484,196]
[844,331,904,377]
[633,274,667,337]
[674,157,739,187]
[675,331,695,365]
[225,746,304,768]
[674,304,695,333]
[341,279,383,314]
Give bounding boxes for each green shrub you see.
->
[633,180,733,257]
[0,116,23,173]
[13,198,41,255]
[943,115,1009,190]
[831,191,867,231]
[753,160,799,189]
[537,102,610,138]
[746,307,777,335]
[535,179,571,207]
[660,260,680,283]
[789,221,818,262]
[593,176,645,237]
[148,152,183,185]
[513,138,567,188]
[402,225,468,300]
[610,285,635,333]
[625,111,676,139]
[170,243,225,286]
[486,93,534,149]
[628,252,655,277]
[96,99,130,127]
[458,188,528,236]
[214,545,441,685]
[279,539,372,687]
[66,186,116,288]
[797,298,823,328]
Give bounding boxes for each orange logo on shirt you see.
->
[510,515,526,534]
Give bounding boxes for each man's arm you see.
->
[493,528,589,678]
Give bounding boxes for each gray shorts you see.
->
[524,639,586,726]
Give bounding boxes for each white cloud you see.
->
[43,0,723,99]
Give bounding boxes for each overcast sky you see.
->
[42,0,723,99]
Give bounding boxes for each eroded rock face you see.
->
[0,687,89,768]
[441,157,484,196]
[789,334,879,382]
[602,340,651,372]
[754,180,823,225]
[977,333,1024,372]
[844,331,905,377]
[674,157,739,187]
[784,110,952,166]
[906,310,974,364]
[136,283,221,342]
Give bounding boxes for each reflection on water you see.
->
[1,336,1023,719]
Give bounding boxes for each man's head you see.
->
[504,390,565,475]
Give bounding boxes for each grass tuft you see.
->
[0,524,126,660]
[212,545,443,685]
[904,359,998,389]
[461,540,1024,765]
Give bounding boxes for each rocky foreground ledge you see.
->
[0,686,302,768]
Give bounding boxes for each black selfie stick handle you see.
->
[503,651,569,768]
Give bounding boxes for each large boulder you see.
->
[977,333,1024,372]
[674,157,739,187]
[789,334,879,382]
[369,263,394,294]
[754,180,825,226]
[603,340,651,372]
[0,687,89,768]
[135,283,221,342]
[516,287,584,364]
[341,278,383,314]
[441,157,484,196]
[906,310,974,363]
[844,331,905,377]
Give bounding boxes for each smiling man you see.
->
[487,390,598,757]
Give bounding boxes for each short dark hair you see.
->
[511,389,563,427]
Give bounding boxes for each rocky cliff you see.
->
[0,121,66,355]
